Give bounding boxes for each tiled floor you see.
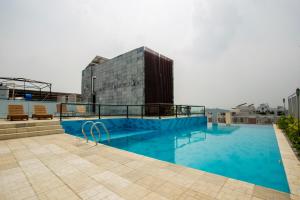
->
[0,132,293,200]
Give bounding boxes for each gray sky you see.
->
[1,0,299,109]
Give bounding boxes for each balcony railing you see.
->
[58,103,205,121]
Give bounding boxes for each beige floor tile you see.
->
[62,171,99,193]
[252,185,291,200]
[290,194,300,200]
[190,178,223,198]
[163,163,186,173]
[124,160,147,169]
[0,160,18,171]
[37,185,80,200]
[92,171,131,190]
[221,178,254,195]
[79,185,115,200]
[177,189,216,200]
[108,164,135,176]
[120,169,147,183]
[28,174,65,194]
[168,173,198,187]
[142,192,169,200]
[115,183,151,200]
[135,175,166,191]
[153,181,188,199]
[0,145,11,155]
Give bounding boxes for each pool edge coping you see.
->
[273,124,300,198]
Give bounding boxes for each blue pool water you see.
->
[62,118,290,193]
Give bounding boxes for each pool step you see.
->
[0,121,64,140]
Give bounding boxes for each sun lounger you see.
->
[76,105,87,115]
[7,104,29,121]
[32,105,53,119]
[56,104,73,116]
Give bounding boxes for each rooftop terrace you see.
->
[0,120,299,200]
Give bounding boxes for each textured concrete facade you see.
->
[82,47,174,116]
[82,47,145,105]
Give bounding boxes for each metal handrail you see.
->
[81,121,100,145]
[81,121,94,143]
[91,122,110,143]
[89,123,100,145]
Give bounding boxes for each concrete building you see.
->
[81,47,174,115]
[288,90,299,119]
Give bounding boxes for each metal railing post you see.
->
[175,105,178,118]
[126,105,129,118]
[141,105,144,118]
[158,104,161,119]
[98,104,101,119]
[59,103,62,121]
[203,106,206,116]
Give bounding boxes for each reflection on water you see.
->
[174,124,240,149]
[206,123,240,135]
[175,130,206,149]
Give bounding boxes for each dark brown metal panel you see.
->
[144,49,174,105]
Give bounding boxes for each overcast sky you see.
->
[1,0,299,108]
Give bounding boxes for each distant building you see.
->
[81,47,174,114]
[276,106,285,116]
[288,90,299,119]
[256,103,271,114]
[232,103,256,115]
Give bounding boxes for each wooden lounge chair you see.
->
[56,104,73,116]
[7,104,29,121]
[32,105,53,119]
[76,105,87,115]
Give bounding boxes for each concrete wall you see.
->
[82,47,145,106]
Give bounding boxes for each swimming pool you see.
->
[62,118,289,193]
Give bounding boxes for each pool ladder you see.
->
[81,121,110,145]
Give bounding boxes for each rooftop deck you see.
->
[0,120,299,200]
